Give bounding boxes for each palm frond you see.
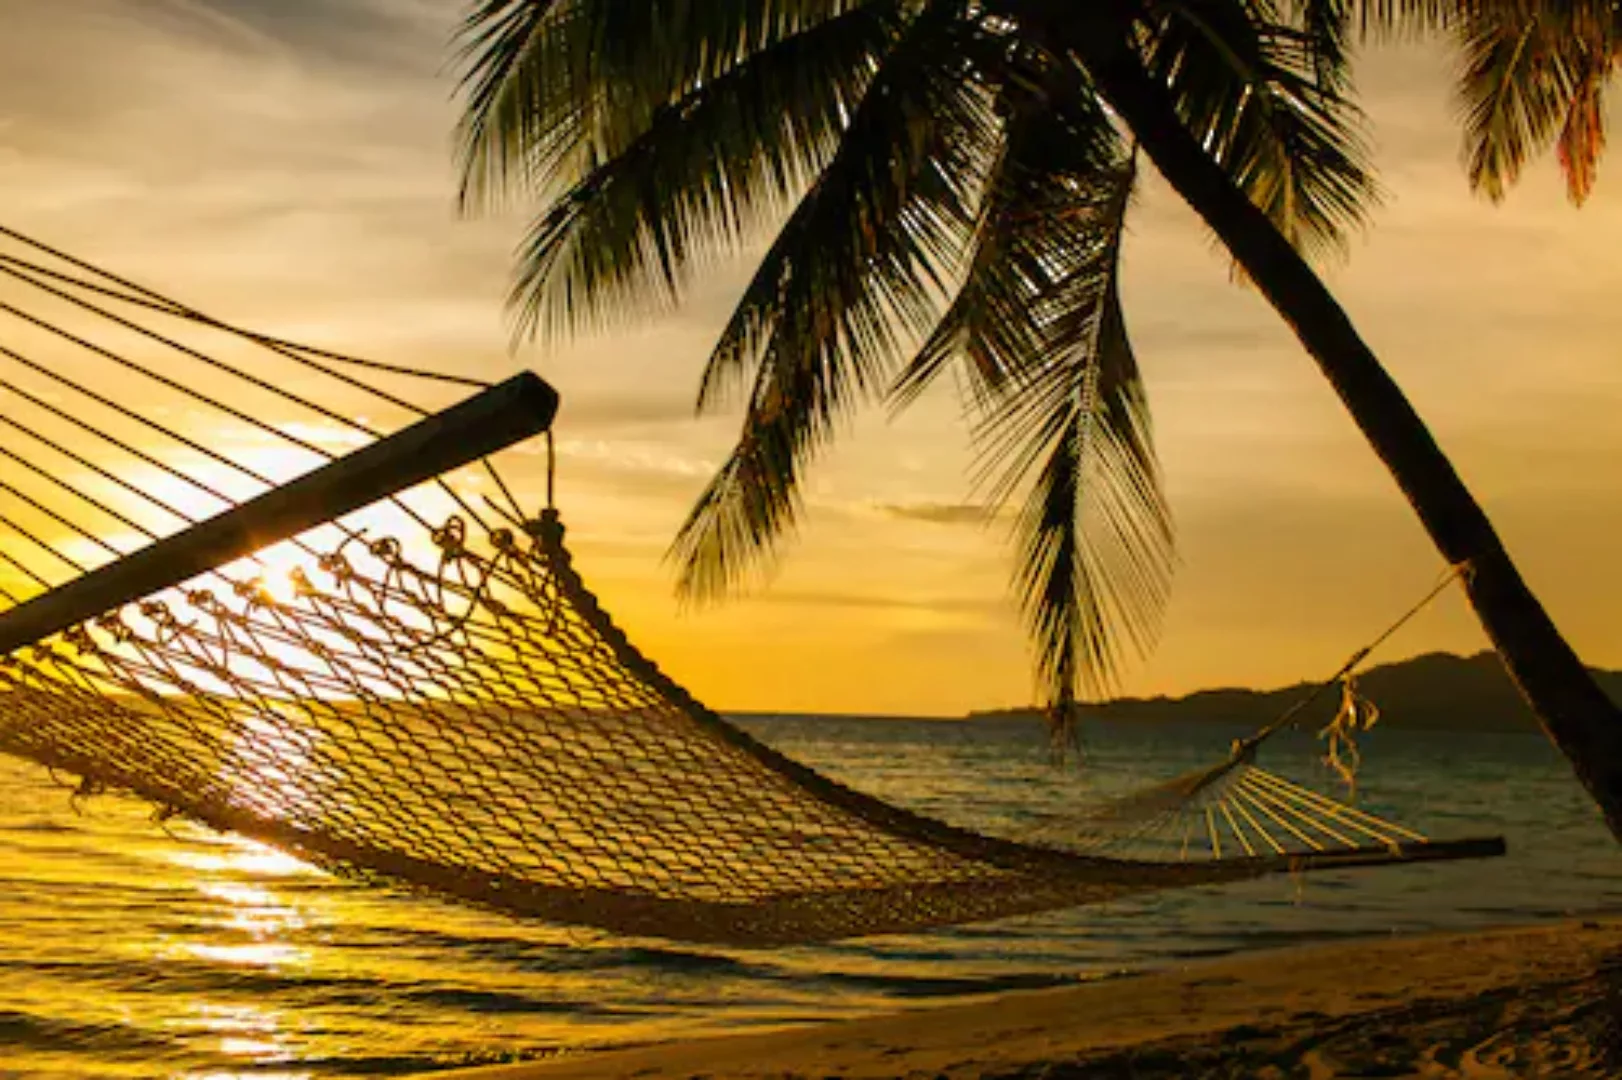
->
[1558,60,1608,205]
[891,45,1125,411]
[1456,2,1613,203]
[1351,0,1456,39]
[579,0,889,129]
[455,0,887,209]
[1285,0,1352,89]
[670,1,997,599]
[1141,0,1380,261]
[456,0,584,208]
[499,4,903,338]
[971,161,1174,747]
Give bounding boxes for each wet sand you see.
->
[436,915,1622,1078]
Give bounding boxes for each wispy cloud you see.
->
[881,502,995,526]
[150,0,448,68]
[750,587,1002,615]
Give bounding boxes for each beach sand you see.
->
[436,916,1622,1078]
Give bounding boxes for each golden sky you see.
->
[0,1,1619,716]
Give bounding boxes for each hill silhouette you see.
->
[969,651,1622,733]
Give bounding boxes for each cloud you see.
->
[881,501,995,526]
[749,588,1003,616]
[149,0,447,67]
[554,391,707,431]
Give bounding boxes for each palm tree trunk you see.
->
[1065,15,1622,839]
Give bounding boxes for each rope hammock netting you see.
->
[0,227,1503,946]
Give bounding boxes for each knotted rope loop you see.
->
[317,550,354,584]
[289,567,317,599]
[61,625,99,658]
[367,536,403,566]
[94,612,133,644]
[431,516,468,559]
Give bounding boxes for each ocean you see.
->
[3,714,1619,1079]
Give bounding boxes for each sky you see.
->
[0,1,1619,716]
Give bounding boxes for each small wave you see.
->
[398,985,617,1016]
[365,929,769,978]
[0,1009,174,1057]
[1164,926,1389,953]
[287,1045,572,1075]
[807,969,1090,999]
[10,955,381,999]
[1,820,82,835]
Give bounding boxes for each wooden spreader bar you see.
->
[0,372,559,656]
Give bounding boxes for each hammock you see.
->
[0,228,1503,946]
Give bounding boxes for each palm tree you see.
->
[452,0,1622,838]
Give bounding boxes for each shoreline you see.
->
[434,914,1622,1078]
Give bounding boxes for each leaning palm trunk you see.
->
[1062,6,1622,839]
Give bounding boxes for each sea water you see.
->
[2,716,1619,1078]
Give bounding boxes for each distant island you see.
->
[968,651,1622,734]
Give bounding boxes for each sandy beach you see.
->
[436,916,1622,1079]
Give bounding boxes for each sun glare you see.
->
[259,566,301,606]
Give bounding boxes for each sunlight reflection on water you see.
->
[177,1002,302,1073]
[159,840,314,972]
[164,841,316,879]
[148,837,316,1075]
